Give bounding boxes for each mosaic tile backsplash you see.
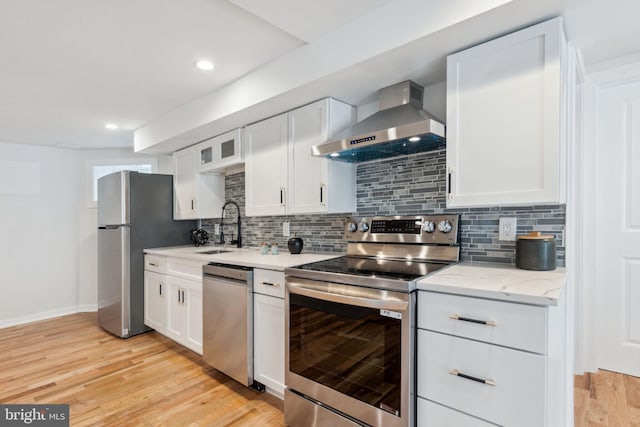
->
[201,149,566,266]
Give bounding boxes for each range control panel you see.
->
[344,214,460,245]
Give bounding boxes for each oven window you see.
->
[289,294,402,416]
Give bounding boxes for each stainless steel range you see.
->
[284,214,460,427]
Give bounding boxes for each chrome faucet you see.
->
[219,201,242,248]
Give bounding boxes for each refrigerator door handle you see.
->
[121,227,130,335]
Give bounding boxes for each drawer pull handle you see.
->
[261,281,280,287]
[449,369,495,386]
[450,314,496,326]
[148,262,158,267]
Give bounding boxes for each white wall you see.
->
[0,143,82,326]
[0,142,169,327]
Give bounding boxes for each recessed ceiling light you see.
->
[408,136,421,142]
[195,60,215,71]
[105,123,119,130]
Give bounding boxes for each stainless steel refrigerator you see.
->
[97,171,196,338]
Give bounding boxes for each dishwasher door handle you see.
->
[204,275,249,288]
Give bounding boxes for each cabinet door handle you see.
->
[178,289,181,303]
[280,187,286,206]
[191,199,195,211]
[447,167,453,201]
[260,281,280,287]
[449,369,495,386]
[148,262,157,267]
[450,314,496,326]
[181,290,185,304]
[159,283,162,296]
[320,184,326,205]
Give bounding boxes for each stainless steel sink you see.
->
[197,249,231,255]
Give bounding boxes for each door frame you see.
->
[577,57,640,373]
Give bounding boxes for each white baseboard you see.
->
[0,305,97,329]
[77,304,98,313]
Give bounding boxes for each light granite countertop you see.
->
[144,245,340,271]
[418,262,568,306]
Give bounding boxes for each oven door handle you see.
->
[287,281,409,311]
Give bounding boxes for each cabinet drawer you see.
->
[417,330,545,427]
[166,257,207,283]
[417,398,495,427]
[254,269,285,298]
[145,254,167,274]
[418,291,547,354]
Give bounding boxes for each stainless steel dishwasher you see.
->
[202,262,254,386]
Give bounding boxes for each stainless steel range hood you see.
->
[312,81,445,163]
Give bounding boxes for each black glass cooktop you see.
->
[292,256,449,283]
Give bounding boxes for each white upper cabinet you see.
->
[198,128,243,174]
[244,98,356,217]
[446,17,568,207]
[244,113,289,217]
[173,145,225,219]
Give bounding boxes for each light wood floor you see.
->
[0,312,285,426]
[3,313,640,426]
[575,370,640,427]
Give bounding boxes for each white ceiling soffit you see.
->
[228,0,395,43]
[562,0,640,71]
[134,0,514,153]
[0,0,302,149]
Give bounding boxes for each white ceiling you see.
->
[1,0,640,151]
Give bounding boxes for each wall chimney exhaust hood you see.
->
[312,81,445,163]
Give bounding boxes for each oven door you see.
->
[285,277,415,427]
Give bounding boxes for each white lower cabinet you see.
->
[253,268,286,398]
[417,290,568,427]
[144,271,167,332]
[418,330,545,426]
[417,398,495,427]
[418,291,548,354]
[144,254,204,355]
[254,293,285,398]
[166,275,203,354]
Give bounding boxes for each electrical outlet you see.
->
[214,224,220,235]
[283,222,290,237]
[499,217,517,241]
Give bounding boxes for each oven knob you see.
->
[422,220,435,233]
[438,220,453,233]
[347,222,358,233]
[359,221,370,232]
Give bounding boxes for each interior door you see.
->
[595,78,640,377]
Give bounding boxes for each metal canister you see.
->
[515,231,556,271]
